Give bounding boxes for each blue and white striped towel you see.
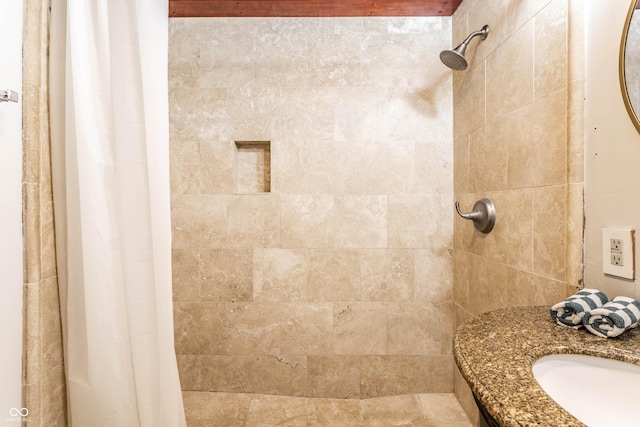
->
[582,296,640,338]
[550,288,609,329]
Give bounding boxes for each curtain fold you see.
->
[49,1,186,426]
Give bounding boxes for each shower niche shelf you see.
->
[234,141,271,194]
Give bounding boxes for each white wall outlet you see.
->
[602,228,635,279]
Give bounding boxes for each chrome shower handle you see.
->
[455,198,496,234]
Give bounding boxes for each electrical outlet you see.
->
[611,239,623,251]
[602,228,635,279]
[611,252,623,266]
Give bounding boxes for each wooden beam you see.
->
[168,0,463,17]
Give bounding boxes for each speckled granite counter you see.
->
[454,306,640,426]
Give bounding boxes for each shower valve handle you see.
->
[455,198,496,234]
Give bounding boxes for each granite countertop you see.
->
[454,306,640,427]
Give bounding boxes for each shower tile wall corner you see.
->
[452,0,584,422]
[169,16,455,398]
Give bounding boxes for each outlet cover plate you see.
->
[602,227,635,280]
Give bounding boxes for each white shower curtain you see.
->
[49,0,186,426]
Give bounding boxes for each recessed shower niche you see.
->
[234,141,271,193]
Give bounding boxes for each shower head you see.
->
[440,25,490,71]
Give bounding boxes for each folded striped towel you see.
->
[582,296,640,338]
[550,288,609,329]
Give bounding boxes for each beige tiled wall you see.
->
[22,0,67,425]
[169,17,454,398]
[452,0,584,422]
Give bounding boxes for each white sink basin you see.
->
[532,354,640,426]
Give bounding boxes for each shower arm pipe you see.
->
[459,25,490,47]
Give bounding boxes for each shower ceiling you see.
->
[169,0,463,17]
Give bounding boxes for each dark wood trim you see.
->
[169,0,463,17]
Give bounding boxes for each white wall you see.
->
[584,0,640,298]
[0,0,24,424]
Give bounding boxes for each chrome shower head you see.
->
[440,25,490,71]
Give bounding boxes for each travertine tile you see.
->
[201,249,253,302]
[169,88,228,141]
[506,267,566,307]
[307,249,361,302]
[334,303,387,355]
[24,283,41,388]
[359,34,423,88]
[228,87,281,141]
[568,79,585,184]
[387,302,453,356]
[170,15,457,399]
[360,394,425,426]
[533,185,567,280]
[486,20,534,122]
[534,0,568,100]
[280,195,337,248]
[170,141,201,195]
[454,367,480,426]
[41,364,67,427]
[200,141,235,194]
[414,137,454,195]
[245,394,307,427]
[171,195,227,249]
[307,356,361,398]
[414,248,454,302]
[23,382,41,427]
[226,195,281,248]
[172,249,200,301]
[335,140,415,194]
[273,139,337,195]
[466,0,510,69]
[469,121,508,192]
[453,60,486,139]
[333,196,388,248]
[222,303,280,354]
[253,249,308,302]
[488,189,534,271]
[388,195,453,249]
[506,89,567,188]
[40,194,57,279]
[360,356,452,397]
[306,398,363,427]
[453,134,471,194]
[452,251,472,313]
[201,355,254,393]
[334,88,392,142]
[182,391,251,424]
[176,354,201,391]
[24,183,41,284]
[508,0,555,37]
[361,249,414,301]
[181,391,472,426]
[173,302,225,355]
[253,355,308,396]
[416,393,473,426]
[467,256,509,316]
[255,33,310,87]
[280,303,333,354]
[308,34,367,87]
[41,277,64,372]
[280,87,335,140]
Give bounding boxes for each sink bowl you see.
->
[532,354,640,426]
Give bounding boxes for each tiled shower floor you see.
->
[183,391,473,426]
